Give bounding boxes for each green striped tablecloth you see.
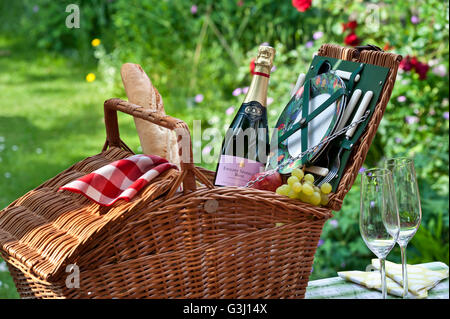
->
[306,262,449,299]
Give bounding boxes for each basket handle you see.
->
[103,98,214,196]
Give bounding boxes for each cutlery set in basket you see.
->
[269,44,391,194]
[0,44,401,298]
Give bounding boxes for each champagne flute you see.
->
[360,168,400,299]
[385,157,422,298]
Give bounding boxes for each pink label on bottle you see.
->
[215,155,264,187]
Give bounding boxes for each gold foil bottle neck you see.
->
[255,45,276,69]
[242,46,276,106]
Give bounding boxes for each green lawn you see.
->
[0,37,144,298]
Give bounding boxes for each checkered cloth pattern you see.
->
[59,154,177,206]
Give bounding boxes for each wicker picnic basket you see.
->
[0,44,401,299]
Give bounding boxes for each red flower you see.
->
[410,57,419,68]
[342,20,357,32]
[415,61,430,80]
[400,55,419,71]
[292,0,312,12]
[400,55,413,71]
[249,58,255,75]
[383,42,393,51]
[400,55,430,80]
[344,32,360,46]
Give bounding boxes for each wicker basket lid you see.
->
[0,146,179,282]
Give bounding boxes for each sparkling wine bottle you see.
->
[214,45,276,187]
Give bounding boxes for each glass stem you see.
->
[400,244,408,298]
[380,258,387,299]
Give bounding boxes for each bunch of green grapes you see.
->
[275,168,332,206]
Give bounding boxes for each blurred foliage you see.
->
[0,0,448,281]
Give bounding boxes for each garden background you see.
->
[0,0,448,299]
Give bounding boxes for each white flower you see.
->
[432,65,447,77]
[428,59,439,67]
[12,145,18,151]
[401,79,410,85]
[208,116,220,125]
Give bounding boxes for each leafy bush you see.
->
[2,0,449,280]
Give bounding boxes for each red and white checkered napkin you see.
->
[59,154,177,206]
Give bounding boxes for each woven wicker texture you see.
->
[0,44,400,299]
[0,147,179,282]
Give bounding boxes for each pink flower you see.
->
[242,87,249,94]
[397,96,407,103]
[232,88,242,96]
[443,112,449,120]
[190,5,198,14]
[432,65,447,77]
[313,31,324,40]
[329,219,338,228]
[317,239,324,247]
[411,15,420,24]
[226,106,235,115]
[305,41,314,48]
[405,116,419,124]
[194,94,204,103]
[267,97,274,105]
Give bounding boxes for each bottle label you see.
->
[215,155,264,187]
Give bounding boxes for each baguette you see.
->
[120,63,180,167]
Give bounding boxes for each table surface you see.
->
[305,262,449,299]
